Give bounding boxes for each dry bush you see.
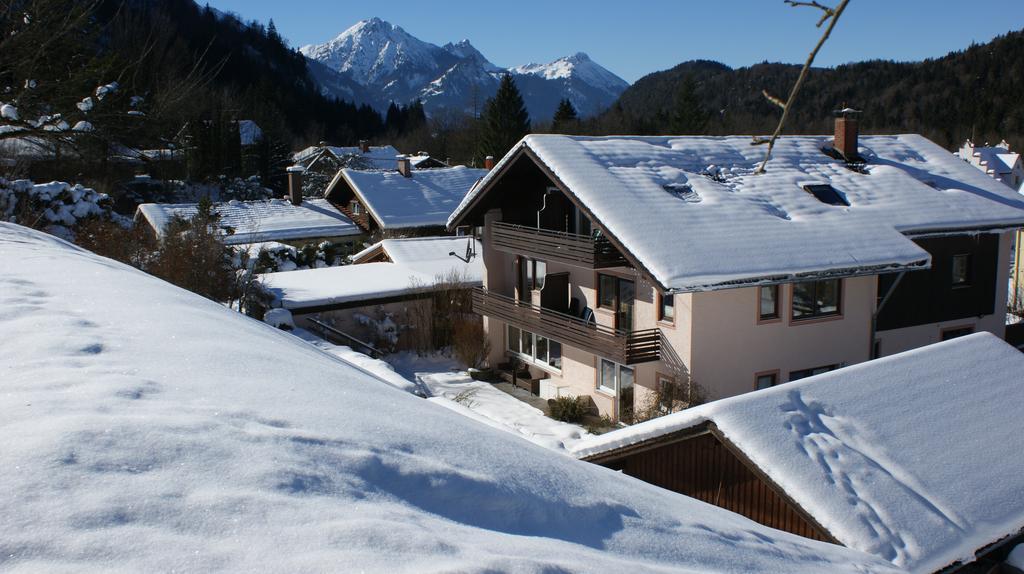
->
[633,378,709,424]
[452,317,490,369]
[405,269,475,354]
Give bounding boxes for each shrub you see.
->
[633,378,709,424]
[452,317,490,369]
[548,395,590,424]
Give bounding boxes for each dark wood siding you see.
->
[604,433,834,543]
[877,234,999,331]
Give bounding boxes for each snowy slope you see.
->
[301,18,628,118]
[0,222,899,573]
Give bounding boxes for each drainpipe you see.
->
[537,189,553,229]
[870,271,906,359]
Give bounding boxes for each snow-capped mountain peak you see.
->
[442,39,501,73]
[302,19,630,119]
[511,52,628,92]
[300,18,449,87]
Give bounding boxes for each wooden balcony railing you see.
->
[491,221,629,268]
[472,287,660,365]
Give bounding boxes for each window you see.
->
[755,372,778,390]
[658,293,675,323]
[349,200,362,215]
[507,325,562,372]
[599,359,634,395]
[517,257,547,301]
[598,274,618,308]
[941,326,974,341]
[792,279,841,321]
[597,274,636,330]
[658,375,677,413]
[789,364,839,382]
[802,184,849,206]
[759,285,779,321]
[951,254,972,287]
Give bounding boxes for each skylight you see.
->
[803,184,849,206]
[664,183,701,203]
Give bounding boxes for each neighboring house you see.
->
[573,332,1024,574]
[959,139,1024,191]
[260,236,482,353]
[447,112,1024,420]
[135,197,362,247]
[325,162,487,236]
[960,140,1024,313]
[351,235,481,269]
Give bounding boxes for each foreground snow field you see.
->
[0,223,900,573]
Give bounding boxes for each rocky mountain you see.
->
[300,18,629,120]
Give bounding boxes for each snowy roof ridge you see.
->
[351,235,481,265]
[450,134,1024,292]
[572,332,1024,573]
[341,165,487,229]
[135,198,361,245]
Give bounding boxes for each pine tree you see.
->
[669,75,710,135]
[551,98,578,133]
[478,74,530,161]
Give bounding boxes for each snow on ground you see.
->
[0,222,899,573]
[419,372,592,453]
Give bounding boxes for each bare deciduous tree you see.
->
[753,0,851,173]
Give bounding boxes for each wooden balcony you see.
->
[490,221,629,268]
[472,287,660,365]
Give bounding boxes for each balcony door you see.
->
[599,274,635,331]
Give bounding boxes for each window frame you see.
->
[790,279,843,323]
[597,358,633,396]
[757,285,781,323]
[754,370,780,390]
[597,272,636,330]
[657,292,676,325]
[951,253,972,288]
[507,325,562,374]
[941,324,974,341]
[789,364,840,382]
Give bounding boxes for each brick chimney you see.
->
[833,107,861,161]
[286,166,305,205]
[484,155,495,170]
[359,139,370,153]
[396,155,412,177]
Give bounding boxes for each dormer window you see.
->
[803,184,849,206]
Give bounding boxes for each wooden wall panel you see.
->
[606,433,833,543]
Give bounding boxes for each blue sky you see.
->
[204,1,1024,83]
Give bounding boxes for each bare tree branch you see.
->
[754,0,850,174]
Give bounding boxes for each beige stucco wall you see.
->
[688,276,876,398]
[296,299,428,352]
[876,231,1012,356]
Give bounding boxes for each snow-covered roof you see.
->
[573,332,1024,573]
[261,246,483,310]
[2,221,900,571]
[135,198,361,245]
[451,134,1024,292]
[340,165,487,229]
[351,235,482,273]
[292,144,401,169]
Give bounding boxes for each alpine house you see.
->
[0,221,898,573]
[447,112,1024,421]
